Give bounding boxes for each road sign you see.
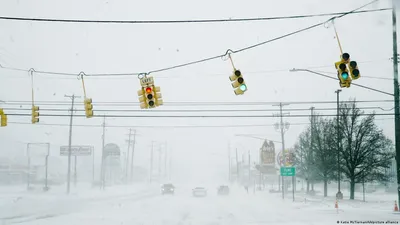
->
[280,167,296,176]
[60,146,92,156]
[140,76,154,87]
[103,143,120,156]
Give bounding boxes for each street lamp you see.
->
[335,89,343,200]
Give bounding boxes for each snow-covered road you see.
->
[6,185,399,225]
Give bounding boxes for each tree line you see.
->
[293,100,394,199]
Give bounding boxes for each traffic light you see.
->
[153,86,163,107]
[349,61,360,80]
[0,109,7,127]
[138,88,148,109]
[229,69,247,95]
[145,86,156,108]
[335,53,351,88]
[31,105,39,124]
[84,98,94,118]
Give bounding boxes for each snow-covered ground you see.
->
[1,183,398,225]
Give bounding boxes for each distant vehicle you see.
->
[161,183,175,195]
[192,187,207,197]
[217,185,230,195]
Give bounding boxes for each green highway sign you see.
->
[280,167,296,176]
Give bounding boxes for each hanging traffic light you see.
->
[84,98,94,118]
[31,105,39,124]
[335,53,351,88]
[0,109,7,127]
[153,86,163,107]
[349,61,360,80]
[145,86,156,108]
[229,69,247,95]
[138,88,148,109]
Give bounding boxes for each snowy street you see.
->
[3,185,398,225]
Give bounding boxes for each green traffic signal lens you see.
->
[148,101,155,106]
[341,72,349,80]
[239,84,247,91]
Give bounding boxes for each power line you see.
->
[0,1,382,77]
[5,117,393,128]
[1,58,391,80]
[291,69,394,96]
[1,106,394,113]
[1,99,394,106]
[5,112,396,118]
[0,8,389,24]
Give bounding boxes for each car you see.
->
[192,187,207,197]
[161,183,175,195]
[217,185,229,195]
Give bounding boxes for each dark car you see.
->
[161,183,175,195]
[217,185,230,195]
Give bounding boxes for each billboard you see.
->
[60,146,92,156]
[260,140,275,165]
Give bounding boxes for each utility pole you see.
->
[235,148,239,182]
[125,128,132,183]
[335,90,343,200]
[158,146,162,178]
[164,142,168,178]
[26,143,31,190]
[228,142,231,182]
[130,129,136,182]
[169,146,172,181]
[248,151,251,189]
[392,0,400,206]
[65,94,80,194]
[100,115,106,190]
[273,102,290,200]
[150,141,154,183]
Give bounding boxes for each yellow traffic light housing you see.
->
[31,105,39,124]
[154,86,163,107]
[335,53,351,88]
[229,69,247,95]
[0,109,7,127]
[349,61,360,80]
[84,98,94,118]
[138,88,148,109]
[145,86,156,108]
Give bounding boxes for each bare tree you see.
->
[310,115,337,197]
[293,126,316,193]
[339,100,394,200]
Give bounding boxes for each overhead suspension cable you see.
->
[0,0,382,77]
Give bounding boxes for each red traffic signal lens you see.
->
[145,87,152,93]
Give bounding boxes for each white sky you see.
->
[0,0,397,182]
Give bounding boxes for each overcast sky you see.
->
[0,0,397,184]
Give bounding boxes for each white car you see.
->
[192,187,207,197]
